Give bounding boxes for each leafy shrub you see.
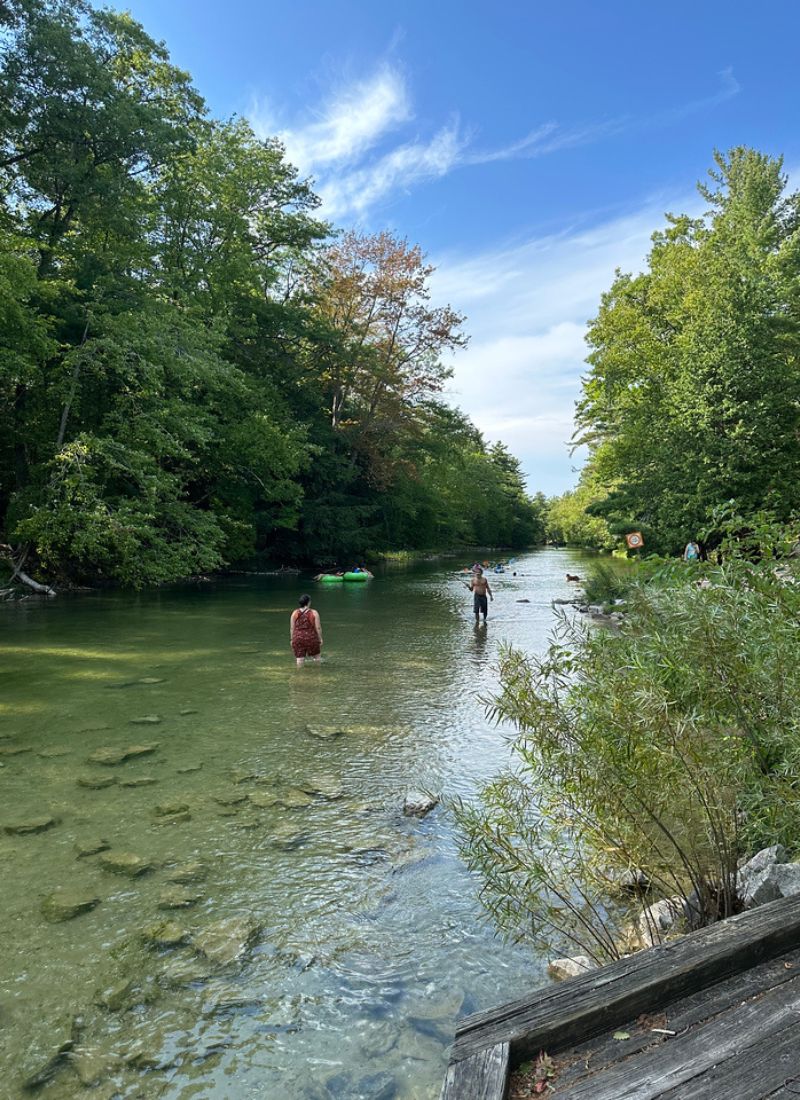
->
[457,544,800,962]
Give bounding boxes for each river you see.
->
[0,548,590,1099]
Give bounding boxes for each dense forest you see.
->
[550,148,800,554]
[0,0,545,587]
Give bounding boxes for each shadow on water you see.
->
[0,548,595,1099]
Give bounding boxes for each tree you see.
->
[575,149,800,553]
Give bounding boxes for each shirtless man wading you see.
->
[469,567,493,623]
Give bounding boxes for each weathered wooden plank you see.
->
[450,893,800,1066]
[440,1042,509,1100]
[658,1016,800,1099]
[549,946,800,1092]
[557,973,800,1099]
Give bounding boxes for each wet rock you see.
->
[41,888,101,923]
[18,1014,82,1090]
[87,743,159,765]
[194,916,261,967]
[154,801,190,817]
[547,955,597,981]
[166,859,207,884]
[402,791,439,818]
[94,977,136,1011]
[737,844,788,905]
[75,838,111,858]
[119,775,158,787]
[99,851,153,877]
[129,715,162,725]
[214,792,249,807]
[177,763,203,773]
[142,920,189,948]
[157,886,203,910]
[4,815,58,835]
[77,774,118,790]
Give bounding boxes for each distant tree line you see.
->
[0,0,545,586]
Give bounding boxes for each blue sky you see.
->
[109,0,800,494]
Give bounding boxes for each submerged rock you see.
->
[99,851,153,877]
[129,715,162,725]
[276,787,315,809]
[154,801,190,817]
[94,977,137,1012]
[157,886,203,910]
[70,1045,120,1088]
[75,838,111,859]
[0,744,32,757]
[41,888,101,923]
[166,859,207,884]
[119,775,158,788]
[214,792,249,807]
[138,677,165,684]
[402,791,439,818]
[87,743,159,766]
[77,774,118,790]
[179,708,199,716]
[306,725,345,741]
[4,815,58,835]
[194,916,261,967]
[248,791,280,810]
[299,775,345,801]
[547,955,597,981]
[153,810,192,825]
[18,1014,81,1090]
[177,762,203,773]
[267,822,309,851]
[142,920,189,948]
[37,746,72,758]
[160,958,214,988]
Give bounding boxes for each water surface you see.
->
[0,549,589,1098]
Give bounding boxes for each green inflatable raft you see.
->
[343,571,369,582]
[317,574,343,583]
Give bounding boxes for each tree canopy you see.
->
[0,0,542,585]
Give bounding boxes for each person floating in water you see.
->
[290,594,322,666]
[469,567,493,623]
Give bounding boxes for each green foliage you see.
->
[573,148,800,554]
[546,475,615,550]
[0,1,541,585]
[457,537,800,961]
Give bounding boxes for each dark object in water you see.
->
[516,599,530,603]
[566,574,581,582]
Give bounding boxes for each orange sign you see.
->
[626,531,645,549]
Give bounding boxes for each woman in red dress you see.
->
[290,594,323,666]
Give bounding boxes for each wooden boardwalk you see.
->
[440,893,800,1099]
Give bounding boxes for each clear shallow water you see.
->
[0,549,590,1099]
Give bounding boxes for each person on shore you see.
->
[683,540,701,562]
[469,567,493,623]
[290,594,322,666]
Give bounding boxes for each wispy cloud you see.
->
[432,192,704,493]
[251,66,410,173]
[249,66,739,222]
